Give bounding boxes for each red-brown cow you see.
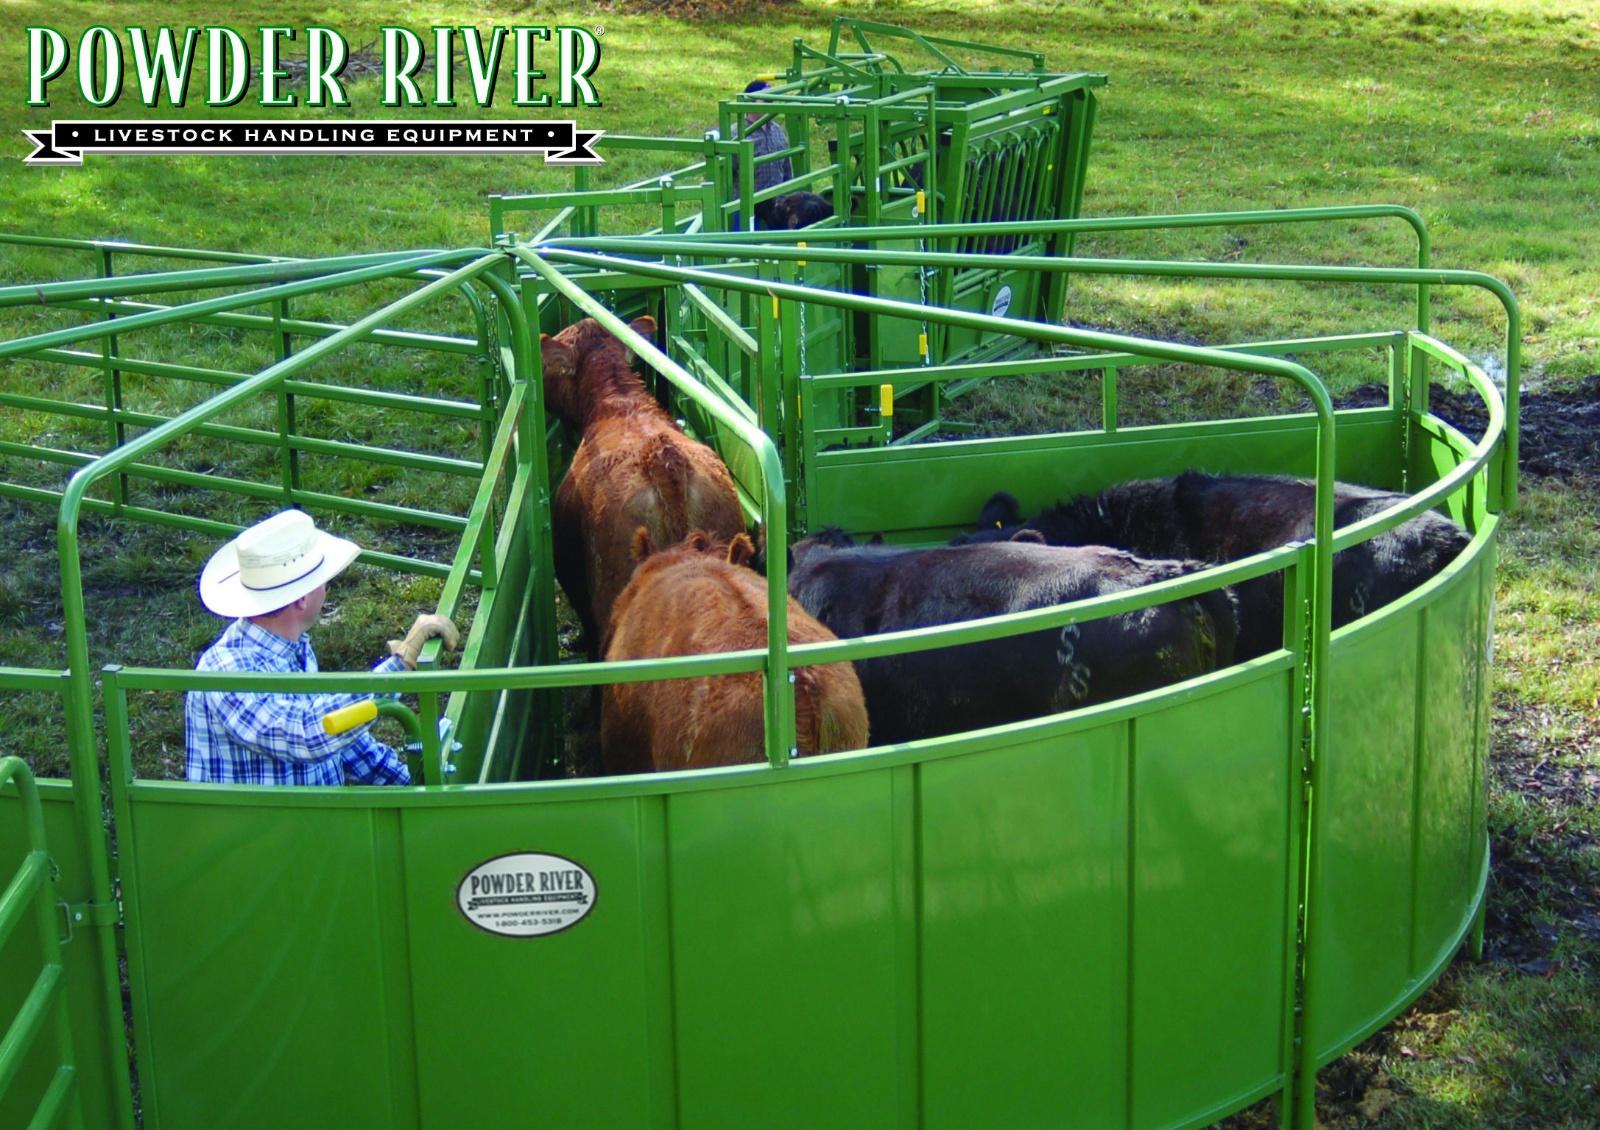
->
[540,315,744,653]
[600,529,869,774]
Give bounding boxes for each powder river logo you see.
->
[457,852,598,938]
[21,25,605,166]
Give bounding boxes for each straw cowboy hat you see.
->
[199,509,361,618]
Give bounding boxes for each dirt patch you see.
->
[1482,695,1600,975]
[1338,375,1600,482]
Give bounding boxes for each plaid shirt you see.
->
[717,119,793,192]
[184,618,411,786]
[746,118,793,192]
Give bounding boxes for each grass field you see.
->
[1,0,1596,1126]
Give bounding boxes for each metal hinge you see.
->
[59,898,120,944]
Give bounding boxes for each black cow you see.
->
[955,471,1471,659]
[765,192,834,230]
[786,529,1239,744]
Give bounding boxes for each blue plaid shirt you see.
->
[184,618,411,786]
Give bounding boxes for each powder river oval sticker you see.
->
[457,852,597,938]
[991,284,1012,320]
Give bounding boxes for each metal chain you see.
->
[483,283,507,389]
[797,267,809,378]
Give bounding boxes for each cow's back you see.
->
[557,412,742,647]
[602,549,865,772]
[790,541,1234,744]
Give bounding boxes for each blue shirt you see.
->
[184,618,411,786]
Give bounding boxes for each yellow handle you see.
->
[322,699,377,736]
[797,240,807,268]
[915,190,926,216]
[880,384,895,418]
[918,332,929,358]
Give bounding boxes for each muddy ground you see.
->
[1339,374,1600,483]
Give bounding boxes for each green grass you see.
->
[1,1,1597,1126]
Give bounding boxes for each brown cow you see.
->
[540,315,744,653]
[600,529,869,774]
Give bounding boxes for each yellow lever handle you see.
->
[322,700,377,736]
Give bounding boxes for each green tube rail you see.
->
[542,232,1517,506]
[0,756,82,1130]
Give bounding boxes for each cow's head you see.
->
[540,315,658,425]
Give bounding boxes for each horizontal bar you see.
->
[0,249,447,308]
[114,648,770,693]
[112,538,1298,698]
[0,443,467,528]
[0,668,68,691]
[0,852,47,953]
[546,203,1427,248]
[805,331,1404,390]
[52,297,481,356]
[0,251,482,361]
[0,232,283,264]
[0,963,63,1098]
[0,483,455,580]
[0,393,482,477]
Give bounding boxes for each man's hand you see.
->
[388,614,460,670]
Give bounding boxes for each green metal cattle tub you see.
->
[1,218,1511,1128]
[0,13,1515,1122]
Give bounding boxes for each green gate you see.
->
[0,755,83,1129]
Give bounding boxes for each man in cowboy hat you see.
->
[184,509,459,785]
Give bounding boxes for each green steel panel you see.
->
[0,783,123,1130]
[810,415,1400,538]
[667,773,900,1129]
[399,797,664,1129]
[123,798,412,1130]
[1411,569,1479,977]
[1130,672,1293,1127]
[1310,613,1421,1055]
[920,721,1130,1129]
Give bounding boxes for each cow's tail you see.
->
[1191,583,1241,670]
[793,664,868,756]
[642,433,690,526]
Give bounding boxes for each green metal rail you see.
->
[0,755,82,1130]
